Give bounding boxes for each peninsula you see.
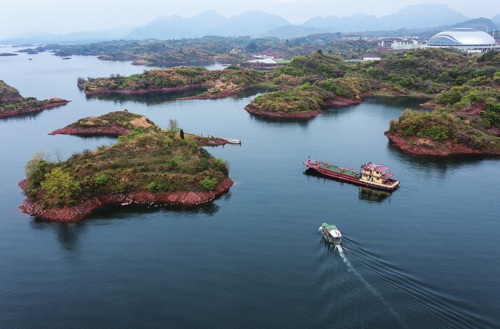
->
[0,80,69,118]
[385,51,500,156]
[20,114,233,221]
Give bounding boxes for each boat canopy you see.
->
[321,223,338,231]
[375,165,389,172]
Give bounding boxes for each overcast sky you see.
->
[0,0,499,39]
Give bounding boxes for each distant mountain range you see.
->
[126,10,291,40]
[1,4,499,45]
[302,4,470,31]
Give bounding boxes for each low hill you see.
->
[0,80,23,103]
[20,117,233,221]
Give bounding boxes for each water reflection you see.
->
[149,61,237,70]
[0,109,53,122]
[89,199,222,220]
[27,200,222,250]
[358,187,392,203]
[320,105,357,118]
[85,88,207,105]
[249,113,316,127]
[388,141,499,179]
[304,169,393,203]
[30,221,86,251]
[365,96,432,110]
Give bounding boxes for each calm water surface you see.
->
[0,47,499,328]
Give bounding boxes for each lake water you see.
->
[1,47,499,328]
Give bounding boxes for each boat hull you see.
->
[304,161,399,191]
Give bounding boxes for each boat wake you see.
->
[335,244,408,328]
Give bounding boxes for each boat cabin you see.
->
[360,162,395,185]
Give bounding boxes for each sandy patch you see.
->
[130,116,152,128]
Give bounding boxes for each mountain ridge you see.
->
[1,5,498,44]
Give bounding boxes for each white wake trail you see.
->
[336,245,408,328]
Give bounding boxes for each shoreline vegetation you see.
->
[0,80,69,118]
[20,111,233,222]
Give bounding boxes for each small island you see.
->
[49,110,230,146]
[0,80,69,118]
[49,110,156,136]
[20,113,233,221]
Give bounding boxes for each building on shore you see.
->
[425,28,500,52]
[391,39,420,50]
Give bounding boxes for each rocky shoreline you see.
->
[19,178,234,222]
[0,99,70,118]
[385,132,500,156]
[49,122,132,136]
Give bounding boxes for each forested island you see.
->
[0,80,69,118]
[20,112,233,221]
[78,66,273,99]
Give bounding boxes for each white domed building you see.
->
[426,28,499,52]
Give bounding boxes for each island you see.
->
[49,110,230,146]
[20,113,233,221]
[78,66,272,99]
[0,80,69,118]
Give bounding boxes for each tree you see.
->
[168,118,180,133]
[40,167,81,206]
[25,151,51,177]
[180,129,185,140]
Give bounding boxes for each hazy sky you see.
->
[0,0,499,38]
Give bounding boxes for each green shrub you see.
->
[95,174,108,185]
[201,177,218,190]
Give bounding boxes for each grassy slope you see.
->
[68,110,155,129]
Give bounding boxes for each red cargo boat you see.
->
[304,159,399,191]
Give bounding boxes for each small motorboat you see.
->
[319,223,342,245]
[227,138,241,144]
